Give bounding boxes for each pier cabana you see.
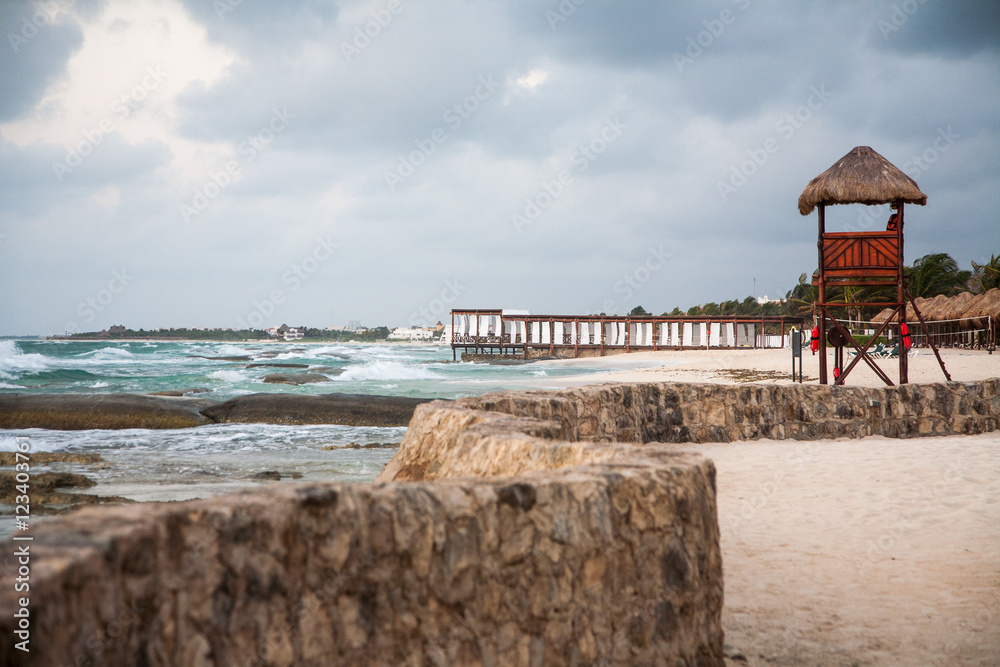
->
[450,309,803,360]
[798,145,950,385]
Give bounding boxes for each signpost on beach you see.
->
[791,329,803,383]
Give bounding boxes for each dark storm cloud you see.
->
[870,0,1000,55]
[0,0,998,333]
[0,1,83,121]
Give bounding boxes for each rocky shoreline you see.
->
[0,392,432,430]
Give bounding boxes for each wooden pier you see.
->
[450,309,804,360]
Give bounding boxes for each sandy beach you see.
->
[556,347,1000,665]
[689,433,1000,666]
[558,346,1000,388]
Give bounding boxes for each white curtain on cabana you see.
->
[682,323,693,347]
[721,323,734,347]
[709,324,721,347]
[641,322,654,346]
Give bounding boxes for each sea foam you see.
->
[336,360,442,382]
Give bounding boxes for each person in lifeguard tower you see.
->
[886,202,899,231]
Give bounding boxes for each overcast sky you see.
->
[1,0,998,335]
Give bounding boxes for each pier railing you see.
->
[450,309,804,359]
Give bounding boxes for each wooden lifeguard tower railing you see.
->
[798,146,950,385]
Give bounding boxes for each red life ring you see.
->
[900,322,912,350]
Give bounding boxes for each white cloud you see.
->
[0,0,235,180]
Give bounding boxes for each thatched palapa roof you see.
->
[872,289,1000,324]
[798,146,928,216]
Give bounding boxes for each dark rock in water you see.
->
[307,366,345,375]
[246,363,310,369]
[0,393,215,430]
[323,442,401,450]
[250,471,304,481]
[289,348,307,353]
[317,352,350,360]
[188,355,253,362]
[148,387,210,397]
[0,471,130,513]
[0,471,95,493]
[0,452,105,465]
[201,393,433,427]
[262,372,330,385]
[256,351,280,358]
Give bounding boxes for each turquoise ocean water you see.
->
[0,339,671,512]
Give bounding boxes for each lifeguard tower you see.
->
[798,146,950,385]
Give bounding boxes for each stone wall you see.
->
[0,443,723,665]
[7,379,991,665]
[380,380,1000,482]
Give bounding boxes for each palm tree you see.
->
[971,253,1000,293]
[907,253,972,298]
[785,273,818,320]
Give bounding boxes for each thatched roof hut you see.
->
[871,307,894,324]
[920,294,951,322]
[962,289,1000,327]
[980,289,1000,321]
[873,289,1000,325]
[942,292,975,321]
[798,146,928,216]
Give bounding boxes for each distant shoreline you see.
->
[37,336,438,344]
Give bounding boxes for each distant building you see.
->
[108,325,126,334]
[267,324,305,340]
[346,320,363,332]
[388,327,435,341]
